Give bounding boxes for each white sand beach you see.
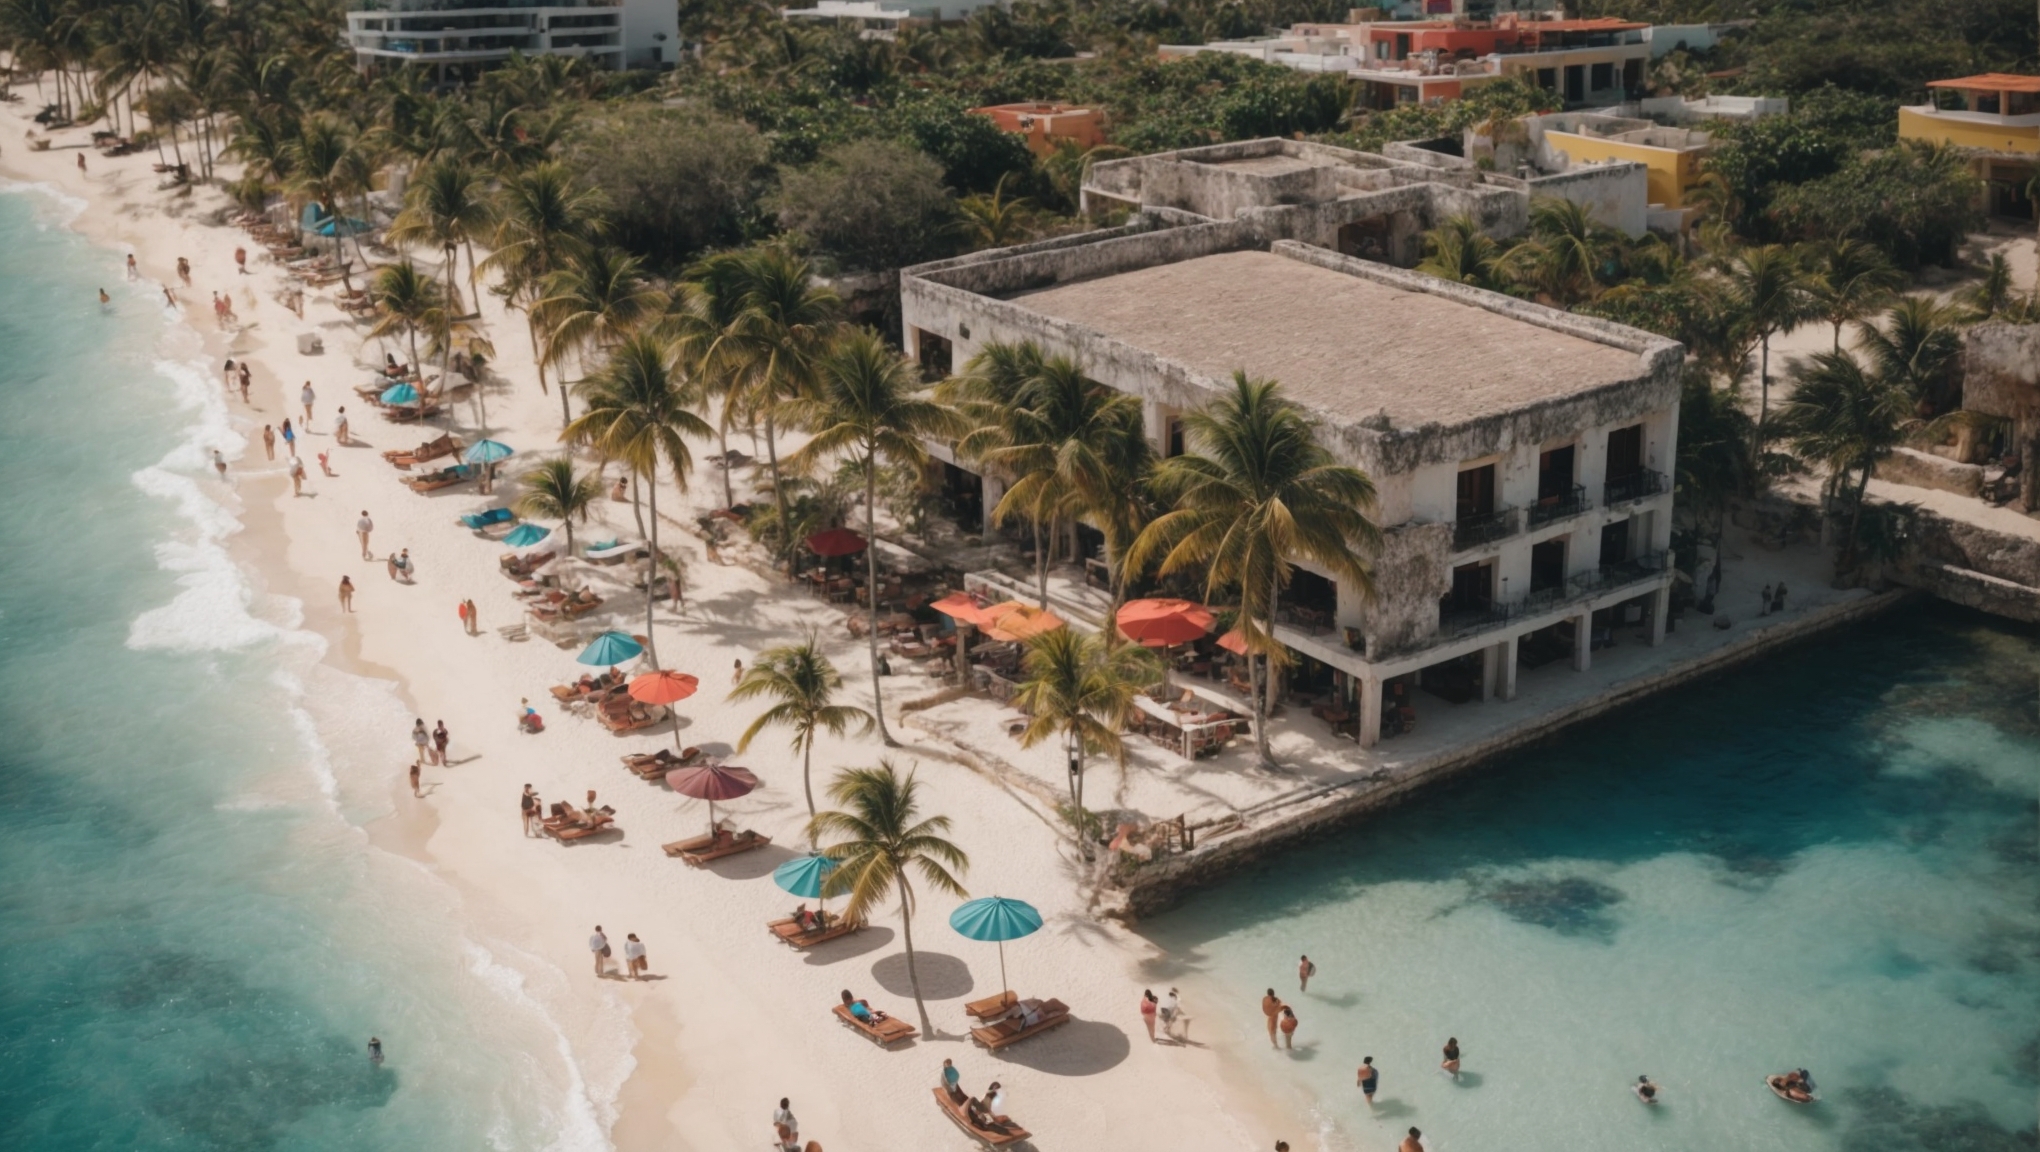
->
[0,108,1294,1152]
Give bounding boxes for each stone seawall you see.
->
[1109,588,1912,921]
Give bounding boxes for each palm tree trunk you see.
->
[644,468,661,669]
[1754,334,1772,460]
[718,421,734,509]
[764,409,790,574]
[629,473,647,545]
[899,881,930,1036]
[865,459,894,745]
[800,737,817,848]
[1255,569,1279,764]
[1032,517,1048,608]
[1841,463,1873,574]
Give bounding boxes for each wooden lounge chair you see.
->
[833,1002,918,1047]
[767,913,863,950]
[542,804,616,842]
[963,990,1018,1022]
[501,550,557,578]
[402,463,474,492]
[932,1087,1030,1148]
[549,671,621,705]
[384,401,445,424]
[670,828,769,866]
[597,700,664,734]
[968,999,1071,1050]
[621,747,700,779]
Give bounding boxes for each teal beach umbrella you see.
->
[949,896,1042,996]
[380,382,419,406]
[502,522,551,548]
[577,630,643,667]
[773,854,838,899]
[464,439,514,464]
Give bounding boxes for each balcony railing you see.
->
[1603,469,1665,506]
[1567,549,1670,596]
[1453,504,1518,551]
[1418,550,1669,651]
[1527,484,1589,528]
[1438,600,1511,640]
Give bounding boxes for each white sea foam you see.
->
[462,936,626,1152]
[0,177,87,227]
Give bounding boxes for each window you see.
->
[1456,463,1496,520]
[1166,418,1185,458]
[914,330,952,382]
[1590,62,1614,91]
[1599,517,1630,567]
[1448,560,1494,611]
[1564,65,1585,103]
[1605,424,1643,481]
[1530,538,1567,594]
[1537,445,1575,501]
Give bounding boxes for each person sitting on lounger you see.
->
[840,990,887,1023]
[792,904,818,932]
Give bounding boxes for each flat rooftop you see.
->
[1198,153,1328,176]
[1009,250,1643,429]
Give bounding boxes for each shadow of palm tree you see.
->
[872,950,975,1000]
[801,925,894,966]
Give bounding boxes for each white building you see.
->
[345,0,679,76]
[902,139,1682,748]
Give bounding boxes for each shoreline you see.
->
[2,113,1295,1151]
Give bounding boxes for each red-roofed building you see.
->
[968,103,1107,157]
[1900,74,2039,220]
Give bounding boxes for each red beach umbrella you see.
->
[931,591,992,626]
[1217,628,1250,655]
[804,527,868,557]
[665,763,760,837]
[1117,598,1216,646]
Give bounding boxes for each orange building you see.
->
[968,102,1106,156]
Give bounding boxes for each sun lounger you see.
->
[385,433,458,465]
[584,540,640,564]
[663,828,768,864]
[384,402,444,424]
[621,747,700,779]
[460,507,517,533]
[597,700,664,734]
[932,1087,1030,1147]
[968,999,1071,1050]
[963,991,1018,1022]
[833,1002,918,1046]
[501,550,557,578]
[767,913,863,949]
[550,671,622,705]
[402,464,474,492]
[542,805,616,842]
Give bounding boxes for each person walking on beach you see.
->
[238,364,251,404]
[1262,989,1283,1047]
[301,381,315,425]
[1278,1006,1298,1049]
[772,1100,798,1151]
[1298,955,1316,993]
[212,449,228,480]
[176,256,191,285]
[1441,1038,1461,1078]
[623,932,647,979]
[940,1058,962,1099]
[1760,584,1773,616]
[287,455,305,496]
[1139,989,1158,1042]
[431,720,449,766]
[732,658,744,686]
[334,406,349,445]
[521,785,539,836]
[126,253,137,281]
[411,719,430,766]
[1160,988,1188,1041]
[98,287,109,308]
[211,291,225,329]
[368,1037,384,1066]
[223,359,236,391]
[408,760,421,797]
[1399,1127,1424,1152]
[463,598,478,635]
[235,245,248,275]
[589,926,611,976]
[75,152,85,173]
[1358,1056,1378,1105]
[280,418,295,454]
[262,425,276,461]
[338,575,355,612]
[317,451,335,477]
[357,511,373,560]
[1773,582,1788,613]
[163,285,176,308]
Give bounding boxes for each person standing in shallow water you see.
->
[338,576,354,612]
[1298,954,1316,992]
[1357,1056,1378,1105]
[1441,1037,1461,1078]
[1261,989,1283,1047]
[262,425,275,461]
[368,1037,383,1066]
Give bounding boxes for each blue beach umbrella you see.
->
[317,216,371,238]
[380,382,419,406]
[950,896,1042,996]
[773,854,838,899]
[577,630,643,667]
[464,439,514,465]
[502,522,551,548]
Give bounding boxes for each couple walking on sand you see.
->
[1138,988,1189,1042]
[587,926,650,979]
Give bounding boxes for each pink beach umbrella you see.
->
[665,763,760,837]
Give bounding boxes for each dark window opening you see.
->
[1589,62,1614,91]
[1530,538,1567,594]
[1564,64,1585,103]
[1599,517,1631,567]
[1166,418,1185,458]
[915,329,953,382]
[1456,463,1496,520]
[1605,424,1643,482]
[1537,445,1575,500]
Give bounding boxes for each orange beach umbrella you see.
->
[628,670,699,753]
[1116,598,1216,647]
[983,602,1065,643]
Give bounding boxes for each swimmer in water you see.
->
[97,287,110,306]
[368,1037,384,1066]
[1441,1037,1461,1078]
[1635,1075,1659,1104]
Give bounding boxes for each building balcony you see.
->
[1603,468,1665,506]
[1453,504,1518,551]
[1527,484,1590,528]
[1426,550,1670,649]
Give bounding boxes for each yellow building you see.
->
[1541,126,1707,209]
[1899,73,2039,220]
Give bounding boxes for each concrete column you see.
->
[1359,673,1383,749]
[1480,644,1499,702]
[1573,612,1593,672]
[1650,583,1670,647]
[1498,634,1519,701]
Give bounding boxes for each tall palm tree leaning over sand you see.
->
[388,157,494,404]
[1777,351,1912,576]
[1129,373,1381,765]
[512,455,603,554]
[728,247,841,572]
[809,762,969,1037]
[533,245,666,428]
[729,628,873,842]
[786,330,965,745]
[480,160,602,420]
[1721,243,1812,459]
[365,260,443,387]
[1012,627,1154,854]
[664,252,755,511]
[564,331,711,667]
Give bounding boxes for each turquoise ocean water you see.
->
[0,188,618,1151]
[1147,604,2040,1152]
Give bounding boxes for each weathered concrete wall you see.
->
[1526,161,1648,237]
[1963,321,2040,420]
[1880,446,1986,499]
[1903,503,2040,589]
[1907,563,2040,622]
[1359,521,1454,656]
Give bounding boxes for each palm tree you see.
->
[1673,367,1753,605]
[533,246,666,426]
[1968,252,2015,320]
[809,762,969,1036]
[1501,197,1619,307]
[1802,239,1903,351]
[388,157,494,403]
[564,331,712,665]
[1127,373,1381,764]
[785,330,965,744]
[729,628,874,837]
[1011,627,1153,846]
[1416,214,1506,291]
[728,247,842,570]
[512,454,602,553]
[1855,296,1962,416]
[1777,351,1912,574]
[664,252,755,510]
[954,172,1035,249]
[366,260,443,382]
[285,113,368,291]
[1721,244,1812,457]
[481,161,602,411]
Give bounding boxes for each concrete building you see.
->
[1899,74,2039,222]
[903,138,1681,747]
[968,103,1108,156]
[344,0,678,75]
[1163,14,1650,110]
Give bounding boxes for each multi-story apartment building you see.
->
[345,0,679,77]
[1899,74,2039,221]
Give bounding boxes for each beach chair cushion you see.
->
[833,1003,918,1046]
[461,508,514,529]
[964,990,1018,1020]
